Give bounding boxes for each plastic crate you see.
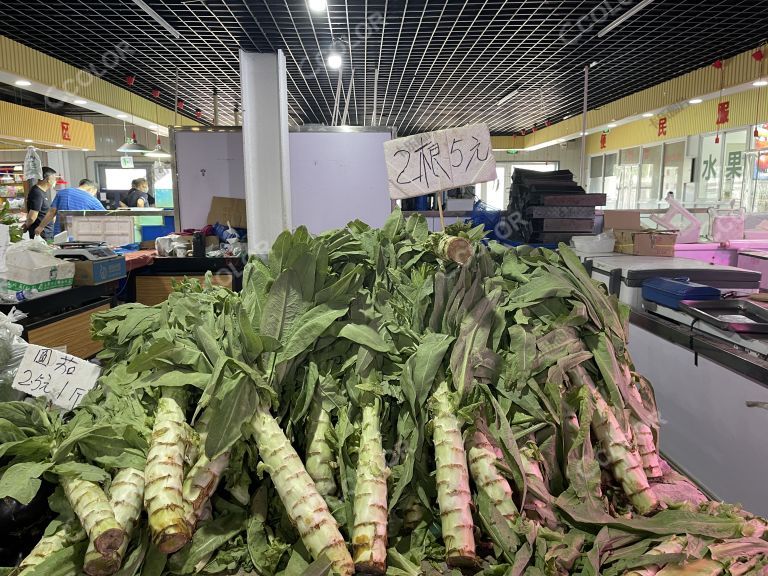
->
[67,216,135,246]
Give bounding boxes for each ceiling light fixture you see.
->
[598,0,655,38]
[563,114,571,119]
[607,123,617,128]
[14,79,31,86]
[689,98,703,104]
[55,144,64,148]
[23,139,33,143]
[117,83,149,154]
[308,0,327,12]
[145,145,171,159]
[327,51,342,70]
[117,138,150,154]
[754,79,768,87]
[73,99,88,105]
[81,148,89,152]
[497,88,520,106]
[131,0,181,39]
[144,89,171,159]
[117,114,128,119]
[642,112,653,117]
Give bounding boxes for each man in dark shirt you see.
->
[24,166,57,240]
[123,177,151,208]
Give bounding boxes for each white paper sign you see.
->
[384,123,497,199]
[12,345,100,410]
[121,155,135,169]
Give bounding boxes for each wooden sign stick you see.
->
[435,192,446,230]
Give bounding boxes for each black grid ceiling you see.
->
[2,0,767,135]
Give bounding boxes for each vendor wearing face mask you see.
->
[24,166,56,240]
[123,177,151,208]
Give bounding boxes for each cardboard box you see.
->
[603,210,642,231]
[207,197,247,229]
[1,249,75,295]
[614,229,677,257]
[605,210,677,257]
[72,257,127,286]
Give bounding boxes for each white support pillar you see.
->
[240,49,292,255]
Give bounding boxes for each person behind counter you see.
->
[24,166,57,240]
[122,177,153,208]
[34,178,105,237]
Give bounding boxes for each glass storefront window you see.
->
[589,156,603,194]
[661,141,685,200]
[743,124,768,211]
[616,147,640,208]
[604,153,618,208]
[639,145,662,208]
[697,134,723,205]
[721,130,747,205]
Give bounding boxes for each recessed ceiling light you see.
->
[14,80,31,86]
[327,52,342,69]
[117,114,128,119]
[55,144,64,148]
[689,98,703,104]
[24,139,33,143]
[607,123,617,128]
[642,112,653,118]
[308,0,327,11]
[754,79,768,87]
[73,99,88,105]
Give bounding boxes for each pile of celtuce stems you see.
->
[1,211,766,576]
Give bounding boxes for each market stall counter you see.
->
[128,255,246,305]
[0,283,117,359]
[628,307,768,517]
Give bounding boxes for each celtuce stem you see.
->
[306,392,337,498]
[352,399,389,574]
[519,446,559,530]
[84,468,145,576]
[632,417,663,480]
[431,381,476,567]
[18,523,85,575]
[571,366,658,514]
[183,408,230,530]
[435,235,473,265]
[466,426,518,524]
[144,395,192,553]
[625,536,686,576]
[249,408,354,576]
[182,451,230,530]
[61,476,124,555]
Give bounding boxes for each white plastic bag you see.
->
[0,308,28,402]
[23,146,42,181]
[709,206,745,242]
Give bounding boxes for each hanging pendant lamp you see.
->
[117,79,149,154]
[144,88,171,158]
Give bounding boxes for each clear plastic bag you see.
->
[0,308,28,402]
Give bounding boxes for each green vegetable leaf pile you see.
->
[0,210,765,576]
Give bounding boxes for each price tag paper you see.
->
[12,345,100,410]
[383,123,497,199]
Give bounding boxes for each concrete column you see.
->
[240,50,292,255]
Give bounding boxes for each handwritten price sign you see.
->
[383,123,497,199]
[12,345,100,411]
